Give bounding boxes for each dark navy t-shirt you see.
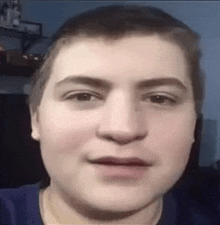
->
[1,180,220,225]
[0,183,43,225]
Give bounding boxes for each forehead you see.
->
[49,34,191,89]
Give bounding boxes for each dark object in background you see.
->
[0,94,48,188]
[0,51,43,77]
[0,51,7,65]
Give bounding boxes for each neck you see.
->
[40,185,163,225]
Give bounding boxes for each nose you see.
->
[97,90,147,145]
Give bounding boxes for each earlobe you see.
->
[30,109,41,141]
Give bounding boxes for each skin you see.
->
[31,34,196,224]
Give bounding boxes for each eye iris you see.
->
[151,96,165,103]
[77,94,91,101]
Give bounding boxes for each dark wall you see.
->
[0,94,47,188]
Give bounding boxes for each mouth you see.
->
[89,157,150,179]
[89,156,149,167]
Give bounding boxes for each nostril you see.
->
[105,136,115,142]
[135,134,147,141]
[103,135,142,145]
[97,129,147,145]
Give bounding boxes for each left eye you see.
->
[75,93,94,101]
[142,94,176,105]
[150,95,175,104]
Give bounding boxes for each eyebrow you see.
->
[55,75,187,91]
[137,77,187,91]
[55,75,111,90]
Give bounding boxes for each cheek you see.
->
[38,108,102,180]
[151,107,196,144]
[145,113,196,192]
[39,107,101,154]
[151,112,196,170]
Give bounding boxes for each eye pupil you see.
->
[151,96,165,103]
[77,94,91,101]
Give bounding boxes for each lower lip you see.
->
[93,164,147,180]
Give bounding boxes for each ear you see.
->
[30,109,41,141]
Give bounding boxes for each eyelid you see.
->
[62,90,104,100]
[141,92,177,100]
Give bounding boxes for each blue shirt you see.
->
[1,183,43,225]
[1,179,220,225]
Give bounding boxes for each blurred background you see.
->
[1,1,220,188]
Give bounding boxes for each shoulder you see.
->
[172,167,220,225]
[0,183,43,225]
[0,183,39,198]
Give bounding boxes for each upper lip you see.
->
[89,156,150,166]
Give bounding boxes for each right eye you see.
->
[64,91,104,110]
[67,93,99,101]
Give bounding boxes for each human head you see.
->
[28,4,204,116]
[28,4,204,224]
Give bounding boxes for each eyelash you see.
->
[142,94,177,105]
[64,91,103,101]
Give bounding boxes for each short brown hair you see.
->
[28,4,204,116]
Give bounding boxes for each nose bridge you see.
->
[98,89,147,141]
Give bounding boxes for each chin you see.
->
[81,188,157,214]
[76,197,147,221]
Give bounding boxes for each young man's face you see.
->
[31,35,196,213]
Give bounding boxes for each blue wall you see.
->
[2,1,220,166]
